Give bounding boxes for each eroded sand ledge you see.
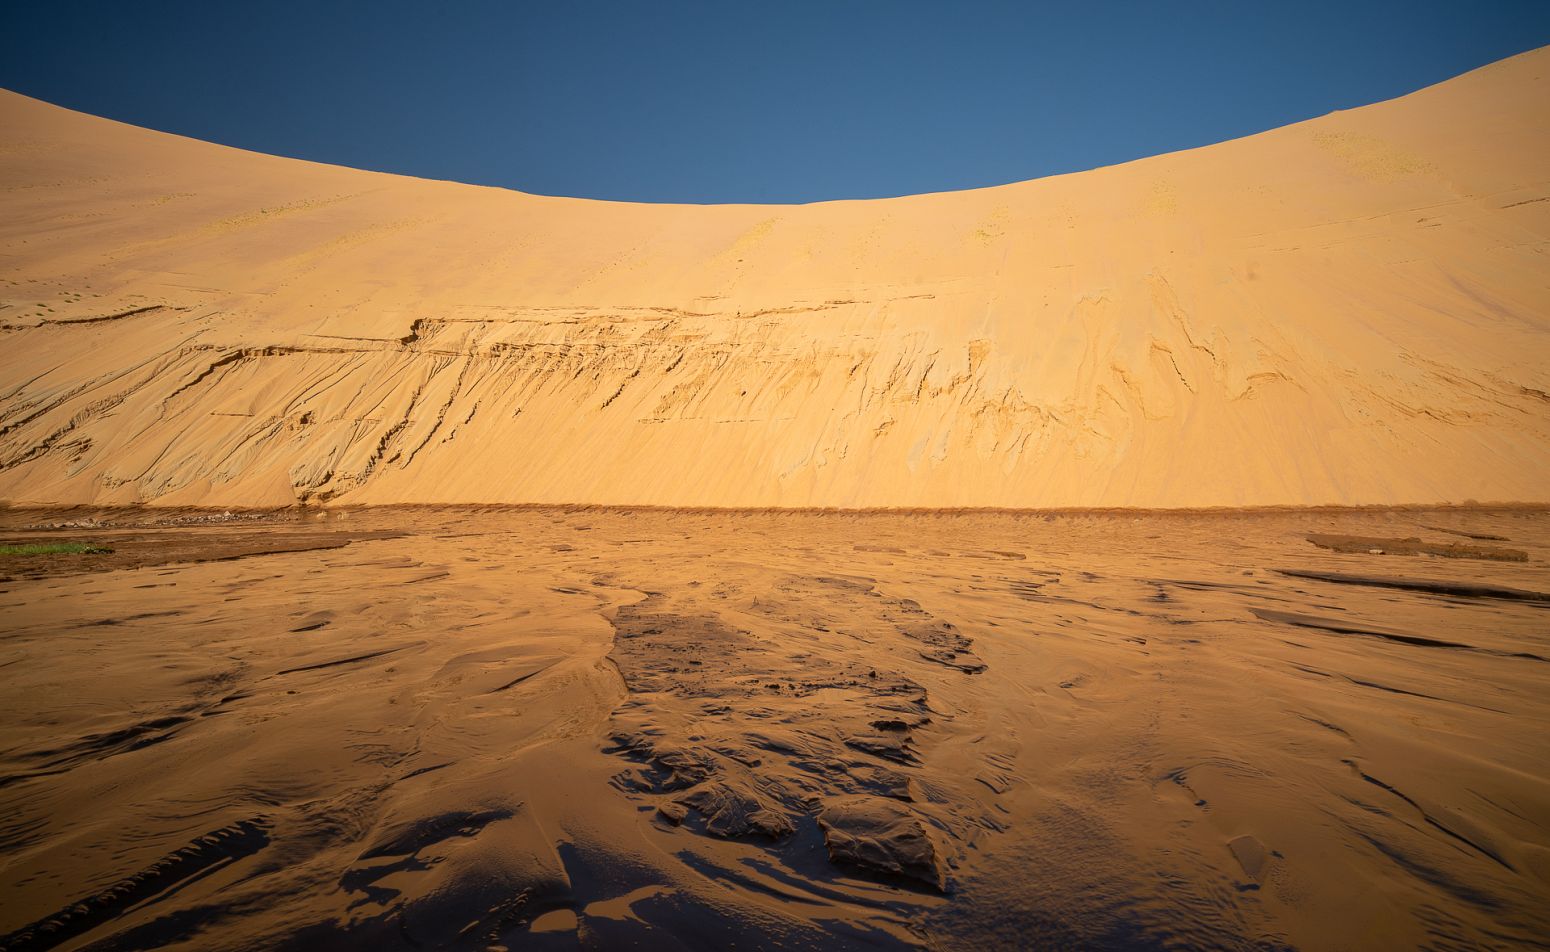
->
[1,505,1546,948]
[2,47,1549,509]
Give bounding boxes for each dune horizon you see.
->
[2,46,1547,511]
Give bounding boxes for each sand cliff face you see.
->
[1,49,1548,508]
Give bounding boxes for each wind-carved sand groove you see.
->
[2,48,1550,508]
[604,576,995,893]
[1251,607,1550,661]
[0,817,272,952]
[1275,567,1550,603]
[0,721,196,793]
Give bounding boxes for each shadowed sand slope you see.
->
[2,48,1549,508]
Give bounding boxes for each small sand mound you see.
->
[818,796,948,892]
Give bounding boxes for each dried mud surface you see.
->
[0,506,1547,950]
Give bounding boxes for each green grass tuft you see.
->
[0,542,114,556]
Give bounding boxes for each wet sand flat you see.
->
[0,507,1547,949]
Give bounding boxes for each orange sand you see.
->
[2,49,1547,509]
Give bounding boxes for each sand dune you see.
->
[3,40,1550,952]
[3,49,1548,508]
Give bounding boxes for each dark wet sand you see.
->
[0,507,1547,950]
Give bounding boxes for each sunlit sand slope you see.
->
[1,48,1547,507]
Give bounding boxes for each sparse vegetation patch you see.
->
[0,541,113,556]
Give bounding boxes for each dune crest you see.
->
[1,48,1548,508]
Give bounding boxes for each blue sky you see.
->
[2,1,1547,203]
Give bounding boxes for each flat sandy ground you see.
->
[0,507,1546,950]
